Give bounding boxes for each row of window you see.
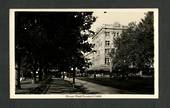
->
[94,49,111,55]
[93,57,110,65]
[94,41,113,48]
[92,49,111,65]
[105,31,120,37]
[94,40,110,48]
[94,49,110,56]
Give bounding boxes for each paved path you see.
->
[65,78,134,94]
[45,78,84,94]
[45,78,134,94]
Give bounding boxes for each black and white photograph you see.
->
[9,9,158,99]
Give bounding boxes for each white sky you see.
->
[90,11,148,31]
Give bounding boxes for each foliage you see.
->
[111,12,154,76]
[15,12,96,87]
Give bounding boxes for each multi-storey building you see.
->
[86,22,127,73]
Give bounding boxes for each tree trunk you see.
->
[38,66,42,81]
[16,56,21,89]
[73,68,76,84]
[94,72,96,79]
[44,67,48,79]
[62,72,65,80]
[109,72,112,79]
[33,69,37,83]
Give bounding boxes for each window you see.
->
[105,49,110,55]
[112,32,116,36]
[105,32,110,37]
[117,32,119,36]
[105,41,110,46]
[105,58,110,65]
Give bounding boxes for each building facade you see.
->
[86,22,127,73]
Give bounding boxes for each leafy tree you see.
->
[111,12,154,78]
[15,12,96,88]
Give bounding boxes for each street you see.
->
[65,78,134,94]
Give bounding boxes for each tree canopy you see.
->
[15,12,96,88]
[111,12,154,76]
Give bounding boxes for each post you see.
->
[33,69,37,83]
[94,71,96,79]
[38,66,42,81]
[109,58,112,79]
[62,72,65,79]
[73,68,76,84]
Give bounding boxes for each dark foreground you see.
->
[78,77,154,94]
[16,77,154,94]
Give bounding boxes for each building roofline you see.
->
[92,27,127,39]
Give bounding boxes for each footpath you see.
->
[15,78,86,94]
[45,78,86,94]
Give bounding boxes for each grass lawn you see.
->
[78,77,154,94]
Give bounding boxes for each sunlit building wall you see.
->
[86,22,127,71]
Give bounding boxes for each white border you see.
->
[9,8,159,99]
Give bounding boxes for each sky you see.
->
[90,10,148,31]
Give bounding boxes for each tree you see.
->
[111,12,154,78]
[15,12,96,88]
